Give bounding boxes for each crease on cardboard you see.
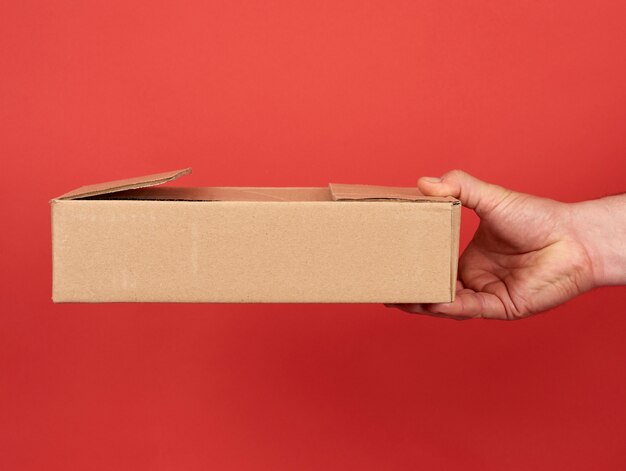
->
[227,189,289,201]
[54,168,192,201]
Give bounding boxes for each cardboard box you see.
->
[51,168,461,303]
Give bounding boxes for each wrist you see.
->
[570,195,626,287]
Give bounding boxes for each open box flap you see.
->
[329,183,459,203]
[53,168,192,200]
[52,169,458,203]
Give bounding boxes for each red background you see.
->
[2,1,626,469]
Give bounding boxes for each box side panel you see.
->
[52,200,454,303]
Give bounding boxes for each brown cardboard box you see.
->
[51,168,460,303]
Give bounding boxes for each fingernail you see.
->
[422,176,442,183]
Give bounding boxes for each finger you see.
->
[387,302,466,320]
[426,289,509,319]
[386,285,470,320]
[385,280,467,318]
[385,302,426,313]
[417,170,515,218]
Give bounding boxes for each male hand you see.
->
[390,170,599,320]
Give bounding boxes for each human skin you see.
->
[388,170,626,320]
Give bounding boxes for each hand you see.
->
[390,170,598,320]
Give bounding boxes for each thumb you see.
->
[417,170,514,217]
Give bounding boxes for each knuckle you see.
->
[443,169,467,181]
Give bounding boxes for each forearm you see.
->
[570,193,626,287]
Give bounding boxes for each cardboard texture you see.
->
[51,168,461,303]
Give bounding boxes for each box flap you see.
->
[329,183,458,203]
[54,168,192,200]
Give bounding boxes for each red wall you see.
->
[2,1,626,469]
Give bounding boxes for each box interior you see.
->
[82,186,334,202]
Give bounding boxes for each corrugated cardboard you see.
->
[51,168,461,303]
